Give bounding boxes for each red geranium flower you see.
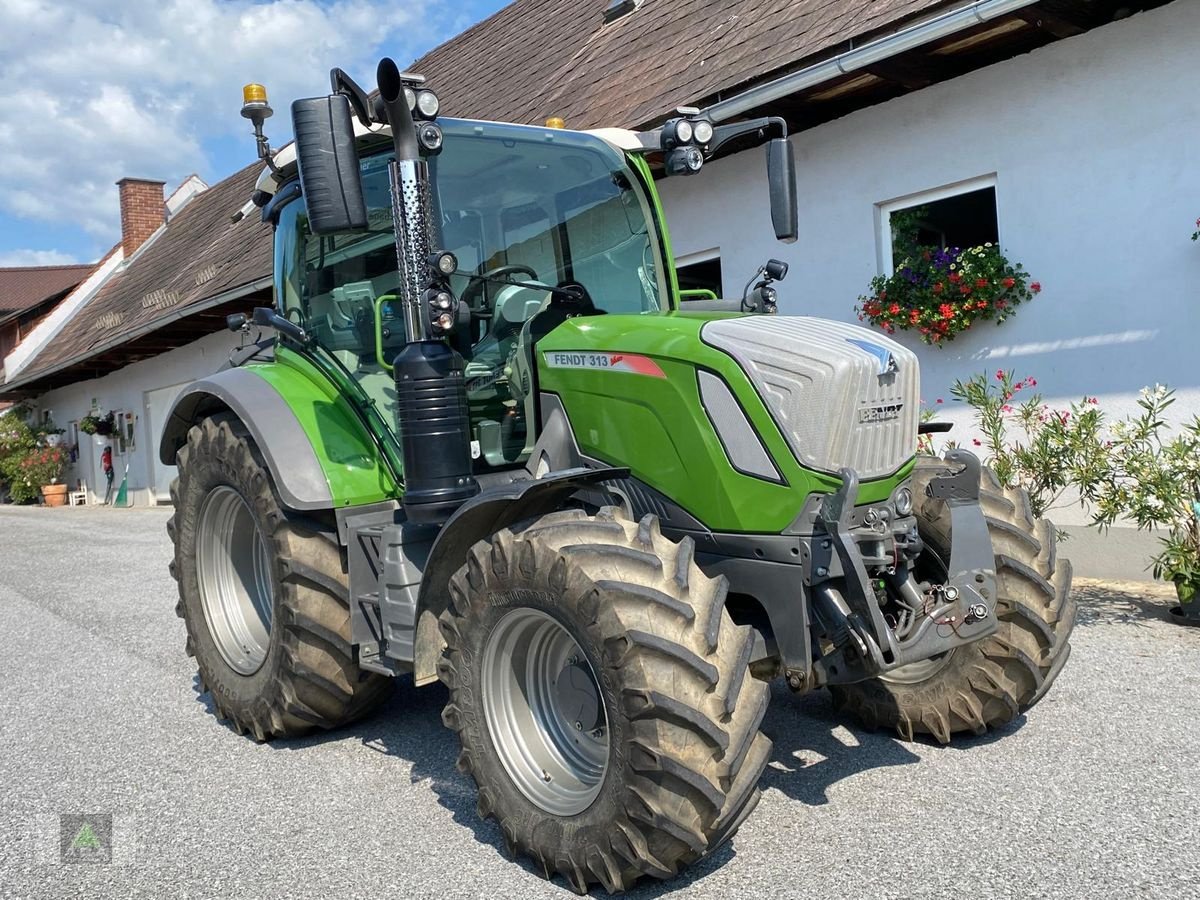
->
[932,282,944,294]
[1002,277,1015,289]
[1030,282,1042,293]
[889,303,901,315]
[960,285,972,295]
[948,272,962,284]
[975,278,988,288]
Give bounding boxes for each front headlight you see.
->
[894,486,913,516]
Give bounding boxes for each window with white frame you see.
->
[878,176,999,275]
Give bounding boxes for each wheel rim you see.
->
[881,541,956,684]
[196,486,274,675]
[481,608,610,816]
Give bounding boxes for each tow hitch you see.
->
[808,450,998,685]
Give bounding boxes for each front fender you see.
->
[408,466,625,683]
[158,362,398,511]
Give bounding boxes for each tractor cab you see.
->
[272,118,669,471]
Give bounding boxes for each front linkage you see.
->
[804,450,998,687]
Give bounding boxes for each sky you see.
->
[0,0,510,267]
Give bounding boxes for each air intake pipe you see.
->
[376,57,478,524]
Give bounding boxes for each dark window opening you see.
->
[677,255,723,299]
[889,186,998,269]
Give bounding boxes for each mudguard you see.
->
[408,466,625,683]
[158,363,398,511]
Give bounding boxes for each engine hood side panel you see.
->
[536,313,910,533]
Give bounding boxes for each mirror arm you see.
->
[704,117,787,158]
[329,67,376,128]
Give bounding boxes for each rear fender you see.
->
[158,365,396,511]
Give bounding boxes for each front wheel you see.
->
[832,459,1076,743]
[438,508,771,893]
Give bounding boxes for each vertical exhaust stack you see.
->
[376,57,479,525]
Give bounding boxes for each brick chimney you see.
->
[116,177,166,257]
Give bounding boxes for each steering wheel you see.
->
[460,264,540,312]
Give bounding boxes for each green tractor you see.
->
[160,60,1074,892]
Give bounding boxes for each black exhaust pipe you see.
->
[376,57,478,525]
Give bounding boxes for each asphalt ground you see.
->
[0,506,1197,899]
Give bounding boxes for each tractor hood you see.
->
[701,317,919,481]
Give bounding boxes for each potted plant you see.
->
[80,411,115,437]
[13,444,69,506]
[855,243,1041,345]
[37,416,65,447]
[1082,386,1200,625]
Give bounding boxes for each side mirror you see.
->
[766,137,798,244]
[291,94,367,235]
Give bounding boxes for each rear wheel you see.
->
[169,416,391,740]
[832,460,1075,743]
[439,507,771,893]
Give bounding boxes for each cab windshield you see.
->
[276,119,667,469]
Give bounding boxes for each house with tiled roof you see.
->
[0,263,94,402]
[1,0,1193,513]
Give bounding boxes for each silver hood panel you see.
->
[702,317,919,481]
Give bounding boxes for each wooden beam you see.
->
[1014,7,1085,38]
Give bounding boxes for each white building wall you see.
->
[32,329,241,507]
[659,2,1199,521]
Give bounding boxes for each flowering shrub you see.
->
[1081,386,1200,600]
[0,413,38,502]
[946,370,1103,519]
[934,372,1200,599]
[5,445,67,504]
[856,244,1040,345]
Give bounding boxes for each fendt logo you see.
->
[859,403,904,423]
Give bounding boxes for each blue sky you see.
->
[0,0,509,267]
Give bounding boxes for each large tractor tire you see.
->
[832,459,1075,743]
[438,507,771,894]
[168,416,391,740]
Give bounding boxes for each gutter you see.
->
[0,275,272,396]
[703,0,1040,123]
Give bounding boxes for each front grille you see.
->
[702,317,919,480]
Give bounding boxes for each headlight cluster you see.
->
[661,113,716,177]
[425,251,460,334]
[405,86,443,152]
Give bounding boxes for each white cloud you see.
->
[0,248,79,267]
[0,0,450,246]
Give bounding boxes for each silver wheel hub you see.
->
[196,486,274,675]
[481,608,609,816]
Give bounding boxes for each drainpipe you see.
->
[702,0,1040,123]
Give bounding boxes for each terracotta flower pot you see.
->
[41,483,68,507]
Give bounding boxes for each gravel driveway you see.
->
[1,505,1197,899]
